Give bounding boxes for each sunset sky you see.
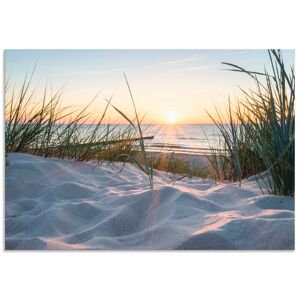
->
[5,49,295,124]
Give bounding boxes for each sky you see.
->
[5,49,295,124]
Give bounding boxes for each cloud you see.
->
[234,50,249,55]
[165,54,206,64]
[59,69,121,76]
[171,64,216,72]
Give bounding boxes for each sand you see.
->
[5,153,294,250]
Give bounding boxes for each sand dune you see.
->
[5,153,294,250]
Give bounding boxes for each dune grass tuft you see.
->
[151,151,211,185]
[207,50,294,196]
[5,72,138,166]
[108,74,154,189]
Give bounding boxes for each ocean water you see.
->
[143,124,223,155]
[78,124,223,155]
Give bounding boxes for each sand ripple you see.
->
[5,153,294,250]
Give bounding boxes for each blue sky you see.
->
[5,49,295,124]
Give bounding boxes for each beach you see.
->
[1,7,299,300]
[4,49,295,251]
[5,152,294,250]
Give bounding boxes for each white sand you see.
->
[5,153,294,250]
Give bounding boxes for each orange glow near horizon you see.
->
[4,81,230,125]
[5,50,295,125]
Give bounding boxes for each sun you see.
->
[166,111,176,124]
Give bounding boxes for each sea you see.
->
[64,123,224,155]
[34,123,225,155]
[142,124,223,155]
[97,124,222,155]
[135,124,223,155]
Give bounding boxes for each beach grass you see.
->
[151,151,211,184]
[109,74,154,188]
[5,70,209,188]
[5,71,139,166]
[207,100,266,186]
[5,50,294,195]
[207,50,294,196]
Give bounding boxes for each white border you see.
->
[1,1,299,299]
